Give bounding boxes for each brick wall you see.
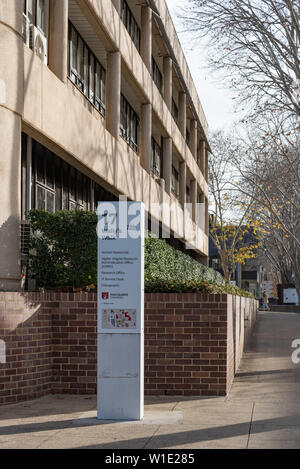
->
[0,292,257,405]
[144,293,228,396]
[0,293,52,405]
[51,294,97,395]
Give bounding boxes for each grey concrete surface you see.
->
[1,311,300,449]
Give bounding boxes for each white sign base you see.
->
[98,333,144,420]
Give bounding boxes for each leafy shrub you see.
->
[28,210,253,298]
[144,235,253,297]
[28,210,97,290]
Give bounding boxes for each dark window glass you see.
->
[36,152,45,185]
[68,22,106,116]
[121,0,140,52]
[77,171,83,206]
[55,157,62,211]
[186,129,190,146]
[62,162,69,210]
[46,150,54,189]
[186,185,190,203]
[47,191,55,213]
[120,95,139,153]
[172,99,178,124]
[151,138,162,177]
[171,166,179,197]
[69,167,76,201]
[37,186,46,210]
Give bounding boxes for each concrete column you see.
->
[106,51,121,139]
[112,0,121,14]
[48,0,68,83]
[0,5,24,291]
[179,161,186,207]
[190,120,197,158]
[163,57,172,110]
[141,6,152,72]
[163,137,172,194]
[190,179,197,223]
[178,92,186,138]
[140,103,152,174]
[198,140,206,175]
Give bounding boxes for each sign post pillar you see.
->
[97,201,144,420]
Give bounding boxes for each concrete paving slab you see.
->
[144,424,250,449]
[248,438,300,449]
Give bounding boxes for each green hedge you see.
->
[28,210,97,290]
[28,210,253,298]
[144,235,253,297]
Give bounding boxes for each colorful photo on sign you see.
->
[101,309,137,330]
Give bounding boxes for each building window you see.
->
[172,99,179,124]
[22,135,118,215]
[152,58,163,94]
[120,95,140,153]
[151,138,162,178]
[68,22,106,116]
[186,129,190,146]
[32,141,91,212]
[121,0,141,52]
[23,0,49,38]
[186,185,190,203]
[171,166,179,197]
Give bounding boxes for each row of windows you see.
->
[29,139,117,213]
[121,0,141,52]
[118,1,198,162]
[68,22,106,116]
[24,1,198,164]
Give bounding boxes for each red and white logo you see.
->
[102,292,109,300]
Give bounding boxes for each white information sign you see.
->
[283,288,299,305]
[97,201,144,421]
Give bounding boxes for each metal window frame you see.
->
[68,21,106,116]
[121,0,141,53]
[120,94,140,153]
[152,57,163,94]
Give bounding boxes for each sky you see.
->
[165,0,238,132]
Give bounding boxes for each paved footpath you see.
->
[1,311,300,449]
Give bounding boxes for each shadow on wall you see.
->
[0,294,51,405]
[0,216,21,291]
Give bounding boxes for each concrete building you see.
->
[0,0,210,291]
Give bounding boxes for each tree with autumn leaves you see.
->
[231,118,300,299]
[209,131,261,282]
[209,122,300,299]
